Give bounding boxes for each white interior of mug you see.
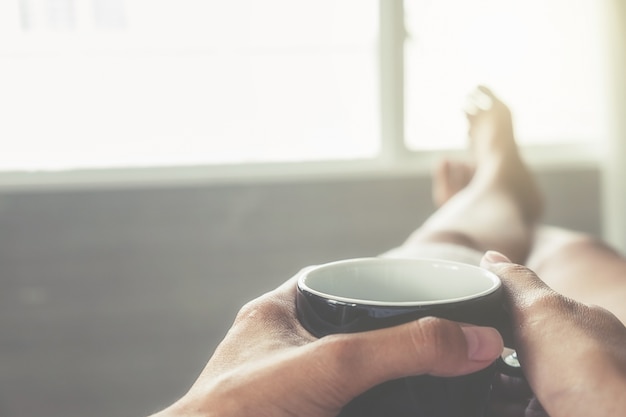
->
[299,258,501,306]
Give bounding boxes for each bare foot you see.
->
[464,86,544,223]
[406,86,543,264]
[432,86,543,220]
[432,159,475,207]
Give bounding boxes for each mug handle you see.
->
[496,348,524,378]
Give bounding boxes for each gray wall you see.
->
[0,166,601,417]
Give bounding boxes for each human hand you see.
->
[151,273,503,417]
[482,251,626,417]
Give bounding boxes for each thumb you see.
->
[310,317,503,402]
[480,250,557,310]
[479,250,574,382]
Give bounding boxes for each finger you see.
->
[481,250,556,304]
[230,272,318,349]
[486,251,626,346]
[307,317,503,402]
[479,251,605,416]
[481,251,560,332]
[481,251,626,417]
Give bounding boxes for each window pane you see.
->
[0,0,379,170]
[404,0,609,150]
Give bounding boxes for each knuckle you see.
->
[500,263,538,281]
[497,263,556,305]
[233,300,261,325]
[408,317,462,368]
[234,295,284,325]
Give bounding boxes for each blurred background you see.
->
[0,1,624,416]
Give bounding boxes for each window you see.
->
[404,0,609,151]
[0,0,379,171]
[0,0,611,178]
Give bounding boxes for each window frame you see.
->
[0,0,603,191]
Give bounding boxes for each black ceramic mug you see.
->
[296,257,516,417]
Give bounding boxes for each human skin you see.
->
[151,86,626,416]
[149,251,626,417]
[484,251,626,417]
[150,275,503,417]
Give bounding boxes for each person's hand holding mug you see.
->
[150,269,504,417]
[483,251,626,417]
[151,253,626,417]
[296,257,517,417]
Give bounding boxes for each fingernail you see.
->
[481,251,511,265]
[462,326,504,361]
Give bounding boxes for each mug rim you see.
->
[297,257,502,307]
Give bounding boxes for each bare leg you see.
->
[420,87,626,324]
[385,86,543,265]
[526,226,626,324]
[431,159,474,208]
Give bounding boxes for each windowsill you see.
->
[0,143,602,193]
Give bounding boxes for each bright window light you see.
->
[0,0,379,171]
[0,0,611,175]
[404,0,610,150]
